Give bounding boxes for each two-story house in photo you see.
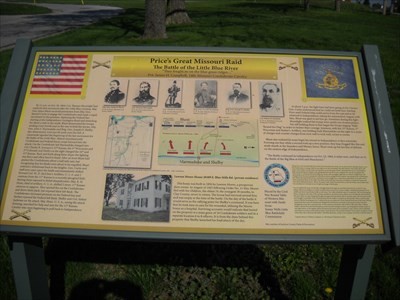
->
[115,175,171,213]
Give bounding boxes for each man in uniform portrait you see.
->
[166,80,181,107]
[104,80,125,104]
[133,81,156,105]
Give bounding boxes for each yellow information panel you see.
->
[0,51,385,235]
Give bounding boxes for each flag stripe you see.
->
[58,71,85,76]
[32,78,84,82]
[31,84,83,89]
[31,88,83,92]
[63,55,88,59]
[32,88,83,92]
[30,91,82,95]
[60,66,87,70]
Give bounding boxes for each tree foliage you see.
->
[103,174,134,206]
[161,175,172,184]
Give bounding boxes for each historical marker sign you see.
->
[0,47,391,242]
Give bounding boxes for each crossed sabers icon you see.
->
[9,209,31,221]
[353,217,374,228]
[92,60,111,69]
[279,62,298,71]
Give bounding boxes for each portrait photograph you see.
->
[103,78,128,106]
[259,81,284,117]
[226,81,251,108]
[194,80,218,108]
[130,79,159,106]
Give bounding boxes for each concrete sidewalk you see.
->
[0,2,124,50]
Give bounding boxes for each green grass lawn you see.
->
[102,206,170,222]
[0,0,399,299]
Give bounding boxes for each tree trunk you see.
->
[166,0,192,25]
[303,0,311,11]
[335,0,341,12]
[105,190,110,206]
[382,0,387,15]
[143,0,167,39]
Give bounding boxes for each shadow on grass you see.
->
[98,8,146,41]
[46,238,288,299]
[68,279,142,300]
[230,2,303,13]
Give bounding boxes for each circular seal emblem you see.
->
[264,164,290,187]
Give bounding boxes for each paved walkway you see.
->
[0,2,124,50]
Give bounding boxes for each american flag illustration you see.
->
[30,54,88,95]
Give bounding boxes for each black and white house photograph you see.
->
[102,173,171,222]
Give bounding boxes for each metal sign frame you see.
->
[0,40,398,245]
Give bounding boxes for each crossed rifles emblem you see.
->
[92,60,111,69]
[9,209,31,221]
[353,217,374,228]
[279,62,298,71]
